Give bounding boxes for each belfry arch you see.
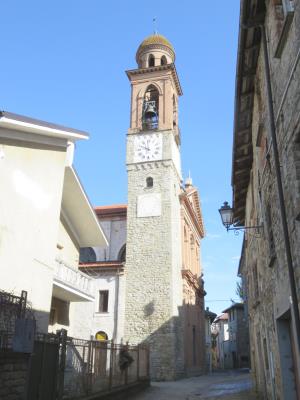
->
[142,85,159,130]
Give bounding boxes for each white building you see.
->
[79,205,127,342]
[0,111,107,335]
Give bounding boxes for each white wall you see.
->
[0,136,67,331]
[94,218,126,261]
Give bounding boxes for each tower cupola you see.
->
[136,33,175,68]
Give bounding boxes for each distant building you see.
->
[204,307,217,372]
[223,303,250,369]
[212,313,230,370]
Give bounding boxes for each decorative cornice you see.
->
[126,63,183,96]
[180,192,204,238]
[181,269,206,297]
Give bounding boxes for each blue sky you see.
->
[1,0,243,314]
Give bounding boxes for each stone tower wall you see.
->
[124,130,184,380]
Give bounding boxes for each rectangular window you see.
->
[99,290,109,313]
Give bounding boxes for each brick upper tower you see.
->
[124,33,185,380]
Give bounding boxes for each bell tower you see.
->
[124,33,184,380]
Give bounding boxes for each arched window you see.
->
[146,177,153,188]
[173,95,177,127]
[118,245,126,262]
[95,331,108,341]
[161,55,167,65]
[143,85,159,130]
[148,54,155,67]
[79,247,96,263]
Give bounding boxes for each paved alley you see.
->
[130,370,257,400]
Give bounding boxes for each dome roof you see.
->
[138,33,174,52]
[136,33,175,63]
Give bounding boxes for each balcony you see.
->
[53,258,95,302]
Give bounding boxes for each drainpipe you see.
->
[260,24,300,355]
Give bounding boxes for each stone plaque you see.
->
[137,193,161,217]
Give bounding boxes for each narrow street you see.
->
[130,370,257,400]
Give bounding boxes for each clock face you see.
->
[134,134,162,162]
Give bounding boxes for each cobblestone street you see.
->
[130,370,257,400]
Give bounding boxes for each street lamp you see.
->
[218,201,263,233]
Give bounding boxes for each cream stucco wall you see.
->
[0,136,67,331]
[56,217,80,269]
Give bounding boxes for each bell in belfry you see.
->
[143,100,158,129]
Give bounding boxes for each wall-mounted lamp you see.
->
[218,201,263,234]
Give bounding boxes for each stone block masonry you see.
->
[125,149,184,380]
[0,352,30,400]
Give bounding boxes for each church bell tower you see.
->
[124,33,184,380]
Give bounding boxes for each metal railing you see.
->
[63,337,149,399]
[0,290,29,350]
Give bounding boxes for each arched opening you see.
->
[79,247,96,263]
[148,54,155,67]
[143,85,159,130]
[118,245,126,262]
[161,55,167,65]
[146,177,153,188]
[95,331,108,341]
[173,95,177,127]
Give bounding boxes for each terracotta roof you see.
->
[94,204,127,218]
[79,261,124,270]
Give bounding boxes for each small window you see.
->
[148,54,155,67]
[146,177,153,188]
[161,55,167,65]
[99,290,109,313]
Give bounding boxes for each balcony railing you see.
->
[53,258,95,301]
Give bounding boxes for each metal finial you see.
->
[153,17,158,34]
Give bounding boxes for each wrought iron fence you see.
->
[63,336,149,399]
[0,289,32,350]
[0,290,150,399]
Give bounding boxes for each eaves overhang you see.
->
[126,63,183,96]
[0,111,89,142]
[231,0,265,225]
[61,167,108,247]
